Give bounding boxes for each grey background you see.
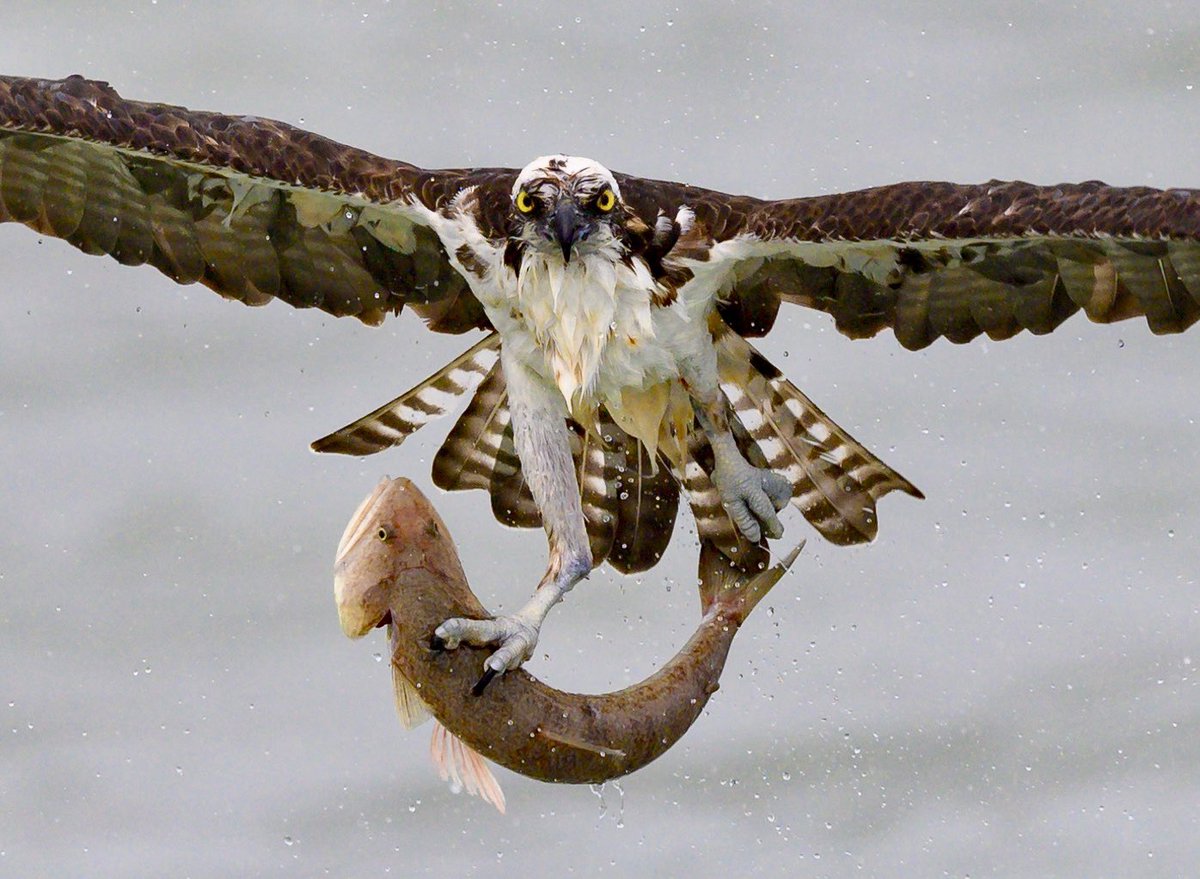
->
[2,2,1198,876]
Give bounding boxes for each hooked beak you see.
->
[549,199,590,263]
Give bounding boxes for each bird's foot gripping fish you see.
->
[335,477,801,813]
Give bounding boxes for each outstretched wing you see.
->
[0,74,515,331]
[617,175,1200,348]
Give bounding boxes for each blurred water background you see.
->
[1,2,1198,875]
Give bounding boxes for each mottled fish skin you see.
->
[335,477,796,786]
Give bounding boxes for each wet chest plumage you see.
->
[510,252,678,407]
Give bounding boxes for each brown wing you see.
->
[0,74,514,331]
[617,175,1200,348]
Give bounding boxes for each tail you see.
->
[698,539,804,626]
[311,333,501,456]
[432,363,680,574]
[714,324,923,545]
[671,428,772,573]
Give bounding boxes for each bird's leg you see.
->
[433,354,592,688]
[677,339,791,543]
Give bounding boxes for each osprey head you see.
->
[511,155,623,263]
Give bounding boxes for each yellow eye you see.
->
[595,188,616,212]
[516,190,536,214]
[376,525,394,543]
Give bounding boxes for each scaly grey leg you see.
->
[433,351,592,687]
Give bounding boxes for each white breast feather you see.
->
[430,196,710,429]
[518,250,627,404]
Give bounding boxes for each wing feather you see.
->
[432,361,515,494]
[617,175,1200,348]
[0,74,505,331]
[313,333,501,456]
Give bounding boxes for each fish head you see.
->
[333,476,472,640]
[333,476,411,639]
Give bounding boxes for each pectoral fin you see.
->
[430,722,506,814]
[392,663,432,730]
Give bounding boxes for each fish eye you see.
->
[594,188,616,212]
[515,190,536,214]
[376,525,394,543]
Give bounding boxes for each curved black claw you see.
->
[429,633,448,652]
[472,667,498,697]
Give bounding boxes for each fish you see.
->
[335,476,799,813]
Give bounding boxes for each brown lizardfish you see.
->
[335,477,799,813]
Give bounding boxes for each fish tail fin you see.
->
[697,539,803,626]
[429,721,506,814]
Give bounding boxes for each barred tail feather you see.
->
[672,429,771,573]
[488,424,543,530]
[577,420,618,566]
[766,376,923,542]
[432,362,517,490]
[715,327,922,545]
[432,369,679,573]
[311,332,501,456]
[601,410,679,573]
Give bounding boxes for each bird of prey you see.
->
[3,74,1198,687]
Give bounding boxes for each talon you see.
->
[472,667,498,696]
[429,633,448,652]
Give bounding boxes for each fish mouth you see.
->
[335,574,392,638]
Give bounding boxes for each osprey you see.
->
[3,75,1199,686]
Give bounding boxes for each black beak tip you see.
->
[550,201,586,263]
